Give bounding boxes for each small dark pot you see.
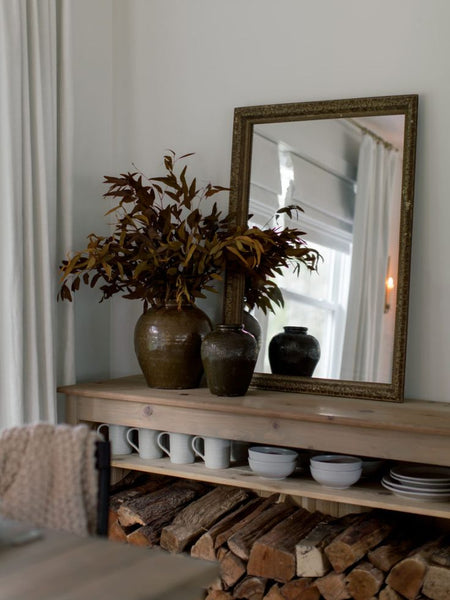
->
[134,303,212,389]
[201,324,258,396]
[268,326,321,377]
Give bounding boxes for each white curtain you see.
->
[0,0,74,427]
[340,135,400,382]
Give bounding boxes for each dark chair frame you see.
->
[95,440,111,536]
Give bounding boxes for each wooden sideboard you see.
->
[59,375,450,520]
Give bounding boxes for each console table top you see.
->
[59,374,450,437]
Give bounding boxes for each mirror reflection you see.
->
[249,115,404,384]
[225,95,418,401]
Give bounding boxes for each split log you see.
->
[386,540,443,600]
[378,586,405,600]
[227,502,296,561]
[316,571,351,600]
[367,534,424,573]
[263,584,284,600]
[430,539,450,567]
[191,495,275,561]
[219,550,247,588]
[109,470,151,494]
[208,577,224,591]
[345,560,385,600]
[247,509,325,582]
[217,546,228,562]
[110,473,172,505]
[109,474,173,521]
[215,495,279,548]
[232,575,267,600]
[296,516,357,578]
[126,525,161,547]
[325,513,394,573]
[279,578,320,600]
[117,479,207,527]
[205,591,233,600]
[160,486,250,554]
[108,519,132,543]
[422,564,450,600]
[117,480,208,547]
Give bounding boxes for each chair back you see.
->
[0,423,110,537]
[95,439,111,536]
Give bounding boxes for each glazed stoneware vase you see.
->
[134,303,212,388]
[268,326,321,377]
[201,324,258,396]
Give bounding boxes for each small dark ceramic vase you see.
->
[268,326,321,377]
[134,302,212,389]
[201,324,258,396]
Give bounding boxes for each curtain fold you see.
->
[0,0,74,427]
[340,135,400,382]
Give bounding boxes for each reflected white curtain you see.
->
[340,135,399,382]
[0,0,74,427]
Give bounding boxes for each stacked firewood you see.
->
[108,473,450,600]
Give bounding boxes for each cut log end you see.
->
[422,564,450,600]
[316,571,351,600]
[345,561,384,600]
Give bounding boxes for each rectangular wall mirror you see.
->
[224,95,418,402]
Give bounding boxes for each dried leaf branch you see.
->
[58,151,320,312]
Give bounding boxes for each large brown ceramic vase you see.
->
[134,303,212,388]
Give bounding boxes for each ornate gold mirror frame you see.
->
[224,95,418,401]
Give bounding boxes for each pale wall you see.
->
[72,0,450,402]
[70,0,114,380]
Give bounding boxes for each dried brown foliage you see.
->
[58,151,320,312]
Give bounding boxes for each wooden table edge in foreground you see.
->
[0,519,218,600]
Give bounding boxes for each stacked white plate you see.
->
[381,464,450,501]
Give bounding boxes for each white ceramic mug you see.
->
[97,423,131,455]
[192,435,231,469]
[157,432,195,464]
[126,427,162,459]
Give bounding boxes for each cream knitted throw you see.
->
[0,423,100,536]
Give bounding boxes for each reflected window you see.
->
[254,239,351,378]
[250,130,355,377]
[248,116,401,382]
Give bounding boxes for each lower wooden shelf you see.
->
[111,454,450,520]
[60,376,450,522]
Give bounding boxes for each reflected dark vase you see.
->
[268,326,321,377]
[243,310,262,356]
[134,303,212,388]
[201,324,258,396]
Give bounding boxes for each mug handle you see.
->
[157,431,170,457]
[126,427,140,453]
[97,423,109,440]
[191,436,205,460]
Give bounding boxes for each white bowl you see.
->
[248,446,298,462]
[310,465,362,489]
[310,454,362,470]
[248,457,297,479]
[309,463,362,473]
